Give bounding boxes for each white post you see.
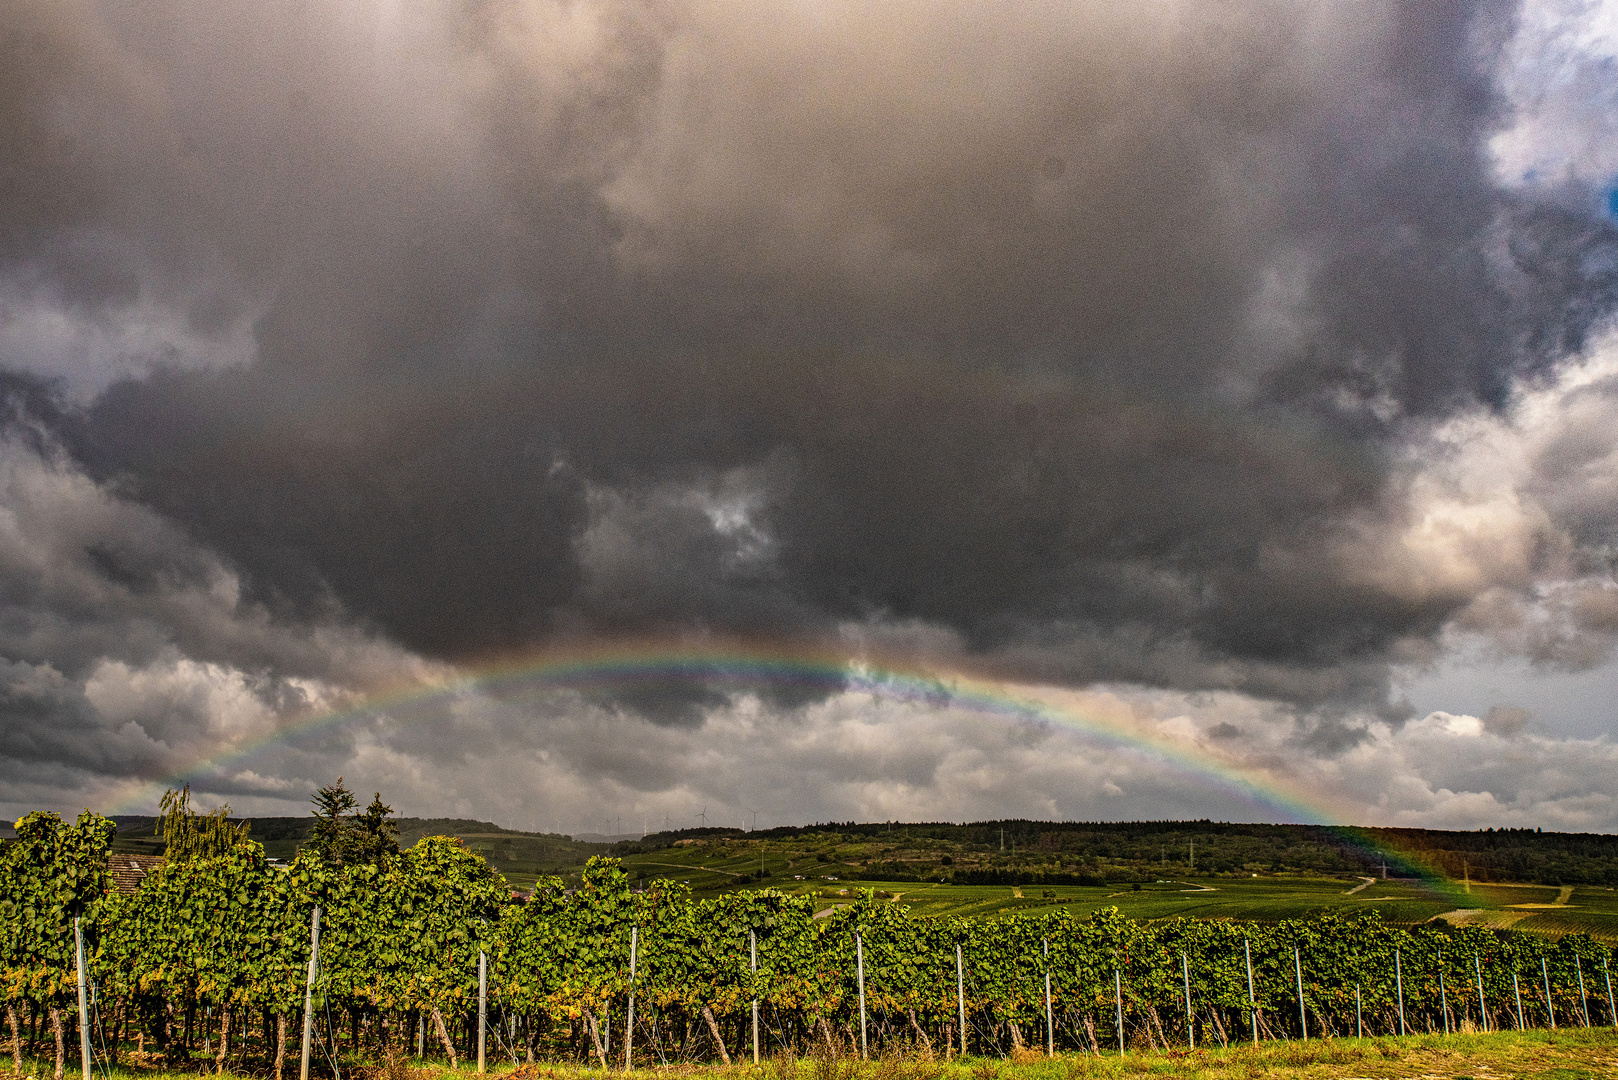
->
[1475,953,1487,1032]
[416,1015,424,1058]
[1043,939,1053,1056]
[1605,957,1616,1028]
[74,917,90,1080]
[1575,957,1589,1027]
[1114,969,1124,1056]
[1244,939,1257,1046]
[956,943,966,1057]
[1181,951,1193,1050]
[1513,971,1524,1031]
[856,932,867,1060]
[1543,957,1556,1029]
[478,949,487,1074]
[1395,949,1405,1037]
[1294,947,1307,1041]
[1355,984,1362,1039]
[1439,962,1450,1035]
[626,925,638,1071]
[300,907,321,1080]
[749,928,758,1065]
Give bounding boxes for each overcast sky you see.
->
[3,0,1618,835]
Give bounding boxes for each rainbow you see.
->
[103,638,1467,899]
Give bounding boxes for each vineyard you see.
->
[4,811,1618,1079]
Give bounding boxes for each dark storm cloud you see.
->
[2,0,1616,728]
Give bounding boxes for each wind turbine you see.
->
[746,808,760,832]
[698,806,708,828]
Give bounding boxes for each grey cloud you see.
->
[1484,704,1533,736]
[0,385,425,809]
[241,682,1618,835]
[0,0,1616,765]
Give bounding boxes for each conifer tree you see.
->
[307,778,398,866]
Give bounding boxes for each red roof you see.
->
[106,854,165,894]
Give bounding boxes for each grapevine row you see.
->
[3,812,1615,1074]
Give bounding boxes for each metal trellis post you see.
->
[478,949,487,1075]
[1395,948,1405,1037]
[1438,949,1449,1035]
[856,932,867,1060]
[956,942,966,1057]
[1605,957,1616,1028]
[1295,946,1307,1041]
[750,928,758,1065]
[1577,956,1590,1027]
[1043,938,1053,1056]
[626,925,638,1071]
[1475,953,1487,1032]
[300,907,321,1080]
[1182,951,1193,1050]
[1114,969,1124,1057]
[1245,939,1257,1046]
[74,917,90,1080]
[1543,956,1556,1029]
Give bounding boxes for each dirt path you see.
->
[1344,876,1376,895]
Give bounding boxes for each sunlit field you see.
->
[18,1029,1618,1080]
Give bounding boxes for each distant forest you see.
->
[104,814,1618,887]
[631,820,1618,887]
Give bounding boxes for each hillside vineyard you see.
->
[4,813,1616,1072]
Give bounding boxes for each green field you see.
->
[103,814,1618,940]
[605,835,1618,939]
[797,876,1450,923]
